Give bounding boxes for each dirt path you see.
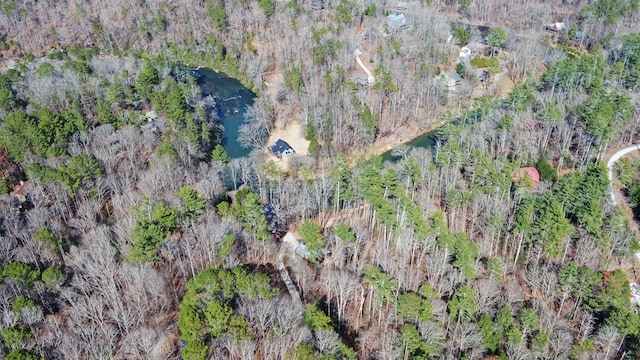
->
[278,233,303,306]
[354,49,375,85]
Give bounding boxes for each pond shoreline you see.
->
[195,67,256,159]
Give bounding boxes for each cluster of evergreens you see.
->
[178,266,278,359]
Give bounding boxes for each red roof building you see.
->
[12,181,32,203]
[513,167,540,188]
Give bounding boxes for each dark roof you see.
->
[270,139,293,154]
[263,203,279,233]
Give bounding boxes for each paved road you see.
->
[606,144,640,271]
[606,144,640,205]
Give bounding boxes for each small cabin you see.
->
[12,181,32,203]
[11,181,33,212]
[270,139,295,158]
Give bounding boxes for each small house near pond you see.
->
[270,139,295,158]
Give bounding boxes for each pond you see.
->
[381,130,437,163]
[196,68,256,159]
[382,109,486,163]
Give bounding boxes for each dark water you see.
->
[196,68,256,159]
[382,106,489,162]
[381,131,437,162]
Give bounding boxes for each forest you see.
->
[0,0,640,359]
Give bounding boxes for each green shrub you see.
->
[453,26,470,45]
[364,3,376,16]
[3,261,40,287]
[6,349,39,360]
[12,295,38,315]
[0,180,9,194]
[536,156,557,182]
[182,339,209,360]
[36,62,56,78]
[41,267,65,289]
[470,56,492,68]
[333,222,355,243]
[1,326,32,348]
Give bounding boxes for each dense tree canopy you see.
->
[0,0,639,359]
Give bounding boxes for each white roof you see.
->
[459,47,472,58]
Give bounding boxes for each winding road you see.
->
[606,144,640,205]
[606,144,640,278]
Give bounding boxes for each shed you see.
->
[396,1,408,12]
[270,139,295,158]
